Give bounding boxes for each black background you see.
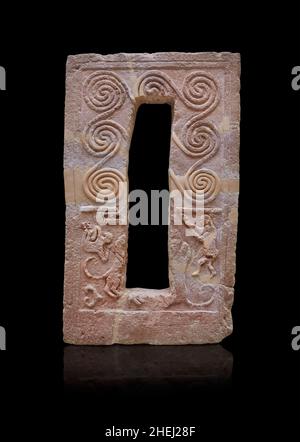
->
[0,5,299,439]
[126,104,171,289]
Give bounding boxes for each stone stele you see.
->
[63,52,240,345]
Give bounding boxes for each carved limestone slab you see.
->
[64,52,240,345]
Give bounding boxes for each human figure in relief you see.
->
[102,234,126,298]
[184,214,218,278]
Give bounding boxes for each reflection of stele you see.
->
[184,215,218,278]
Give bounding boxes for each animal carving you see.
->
[83,234,127,299]
[81,222,113,262]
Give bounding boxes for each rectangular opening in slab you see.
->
[126,104,172,289]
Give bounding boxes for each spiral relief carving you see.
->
[82,117,127,157]
[184,168,220,203]
[182,72,219,116]
[83,166,126,203]
[173,117,220,161]
[138,71,175,97]
[170,166,221,204]
[83,71,128,114]
[137,71,219,116]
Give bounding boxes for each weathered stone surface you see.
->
[63,52,240,345]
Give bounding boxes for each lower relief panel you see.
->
[63,206,234,345]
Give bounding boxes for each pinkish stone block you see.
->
[63,52,240,345]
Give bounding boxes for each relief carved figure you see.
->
[83,233,127,299]
[102,234,127,298]
[184,214,219,278]
[81,222,113,262]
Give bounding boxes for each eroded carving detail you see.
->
[83,71,128,115]
[102,233,127,298]
[83,166,126,203]
[186,284,215,307]
[168,237,217,308]
[82,117,128,157]
[128,289,175,308]
[169,238,193,305]
[173,117,220,160]
[80,222,113,261]
[184,215,219,278]
[83,234,127,299]
[83,284,103,308]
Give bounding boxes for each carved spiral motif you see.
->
[184,168,220,203]
[83,166,126,203]
[138,71,174,97]
[182,72,219,116]
[175,118,220,159]
[137,71,219,116]
[83,71,127,114]
[83,118,127,157]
